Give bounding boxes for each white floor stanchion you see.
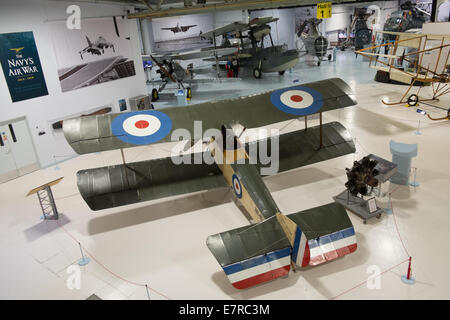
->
[415,120,422,135]
[384,192,393,214]
[77,242,90,266]
[410,167,420,187]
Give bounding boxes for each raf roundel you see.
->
[270,86,324,116]
[111,110,172,145]
[232,174,243,199]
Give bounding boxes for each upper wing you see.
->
[63,78,356,155]
[146,47,238,61]
[201,22,248,39]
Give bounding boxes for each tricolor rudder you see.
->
[222,248,291,289]
[308,227,357,266]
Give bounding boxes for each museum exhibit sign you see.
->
[0,31,48,102]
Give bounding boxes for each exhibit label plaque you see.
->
[0,31,48,102]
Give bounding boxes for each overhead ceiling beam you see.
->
[127,0,329,19]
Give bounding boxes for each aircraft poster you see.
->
[0,31,48,102]
[48,16,136,92]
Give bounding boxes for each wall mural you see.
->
[0,31,48,102]
[150,13,213,53]
[48,16,136,92]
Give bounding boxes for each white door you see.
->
[0,118,39,183]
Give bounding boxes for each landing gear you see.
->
[186,87,192,100]
[328,54,332,61]
[407,94,419,107]
[253,67,262,79]
[317,60,321,66]
[278,70,285,75]
[151,88,159,102]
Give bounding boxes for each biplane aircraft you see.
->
[63,78,358,289]
[296,18,332,66]
[356,31,450,120]
[144,47,238,101]
[201,17,299,79]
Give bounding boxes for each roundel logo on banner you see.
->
[111,110,172,145]
[232,174,243,199]
[270,86,324,116]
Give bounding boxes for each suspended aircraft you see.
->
[161,23,197,34]
[79,36,115,60]
[63,77,359,289]
[296,18,332,66]
[144,47,238,101]
[383,1,429,40]
[201,16,300,79]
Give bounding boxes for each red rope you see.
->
[56,220,172,300]
[330,258,410,300]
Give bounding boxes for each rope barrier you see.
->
[56,219,172,300]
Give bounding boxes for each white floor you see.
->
[1,52,450,300]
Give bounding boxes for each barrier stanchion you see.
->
[78,242,90,266]
[401,256,416,285]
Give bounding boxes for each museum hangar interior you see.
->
[0,0,449,300]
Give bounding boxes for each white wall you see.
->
[0,0,146,168]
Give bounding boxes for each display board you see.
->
[48,16,136,92]
[0,31,48,102]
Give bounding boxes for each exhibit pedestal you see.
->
[333,190,384,224]
[389,140,418,185]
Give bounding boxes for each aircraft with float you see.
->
[79,36,115,60]
[63,77,358,289]
[201,16,300,79]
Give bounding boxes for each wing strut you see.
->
[120,148,131,188]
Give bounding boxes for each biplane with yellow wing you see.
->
[356,31,450,120]
[63,78,359,289]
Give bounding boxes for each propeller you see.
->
[345,156,379,197]
[150,55,177,83]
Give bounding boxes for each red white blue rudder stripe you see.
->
[270,86,324,116]
[222,248,291,289]
[291,227,310,268]
[111,110,172,145]
[308,227,357,266]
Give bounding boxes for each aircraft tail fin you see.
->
[206,217,291,289]
[278,202,357,268]
[86,35,93,47]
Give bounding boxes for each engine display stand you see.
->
[334,190,384,224]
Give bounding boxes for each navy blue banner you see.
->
[0,31,48,102]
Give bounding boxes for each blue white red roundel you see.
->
[111,110,172,145]
[232,174,242,199]
[270,86,323,116]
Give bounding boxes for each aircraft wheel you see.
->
[278,70,285,75]
[317,60,321,66]
[328,54,332,61]
[186,87,192,100]
[253,67,262,79]
[151,88,159,102]
[407,94,419,107]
